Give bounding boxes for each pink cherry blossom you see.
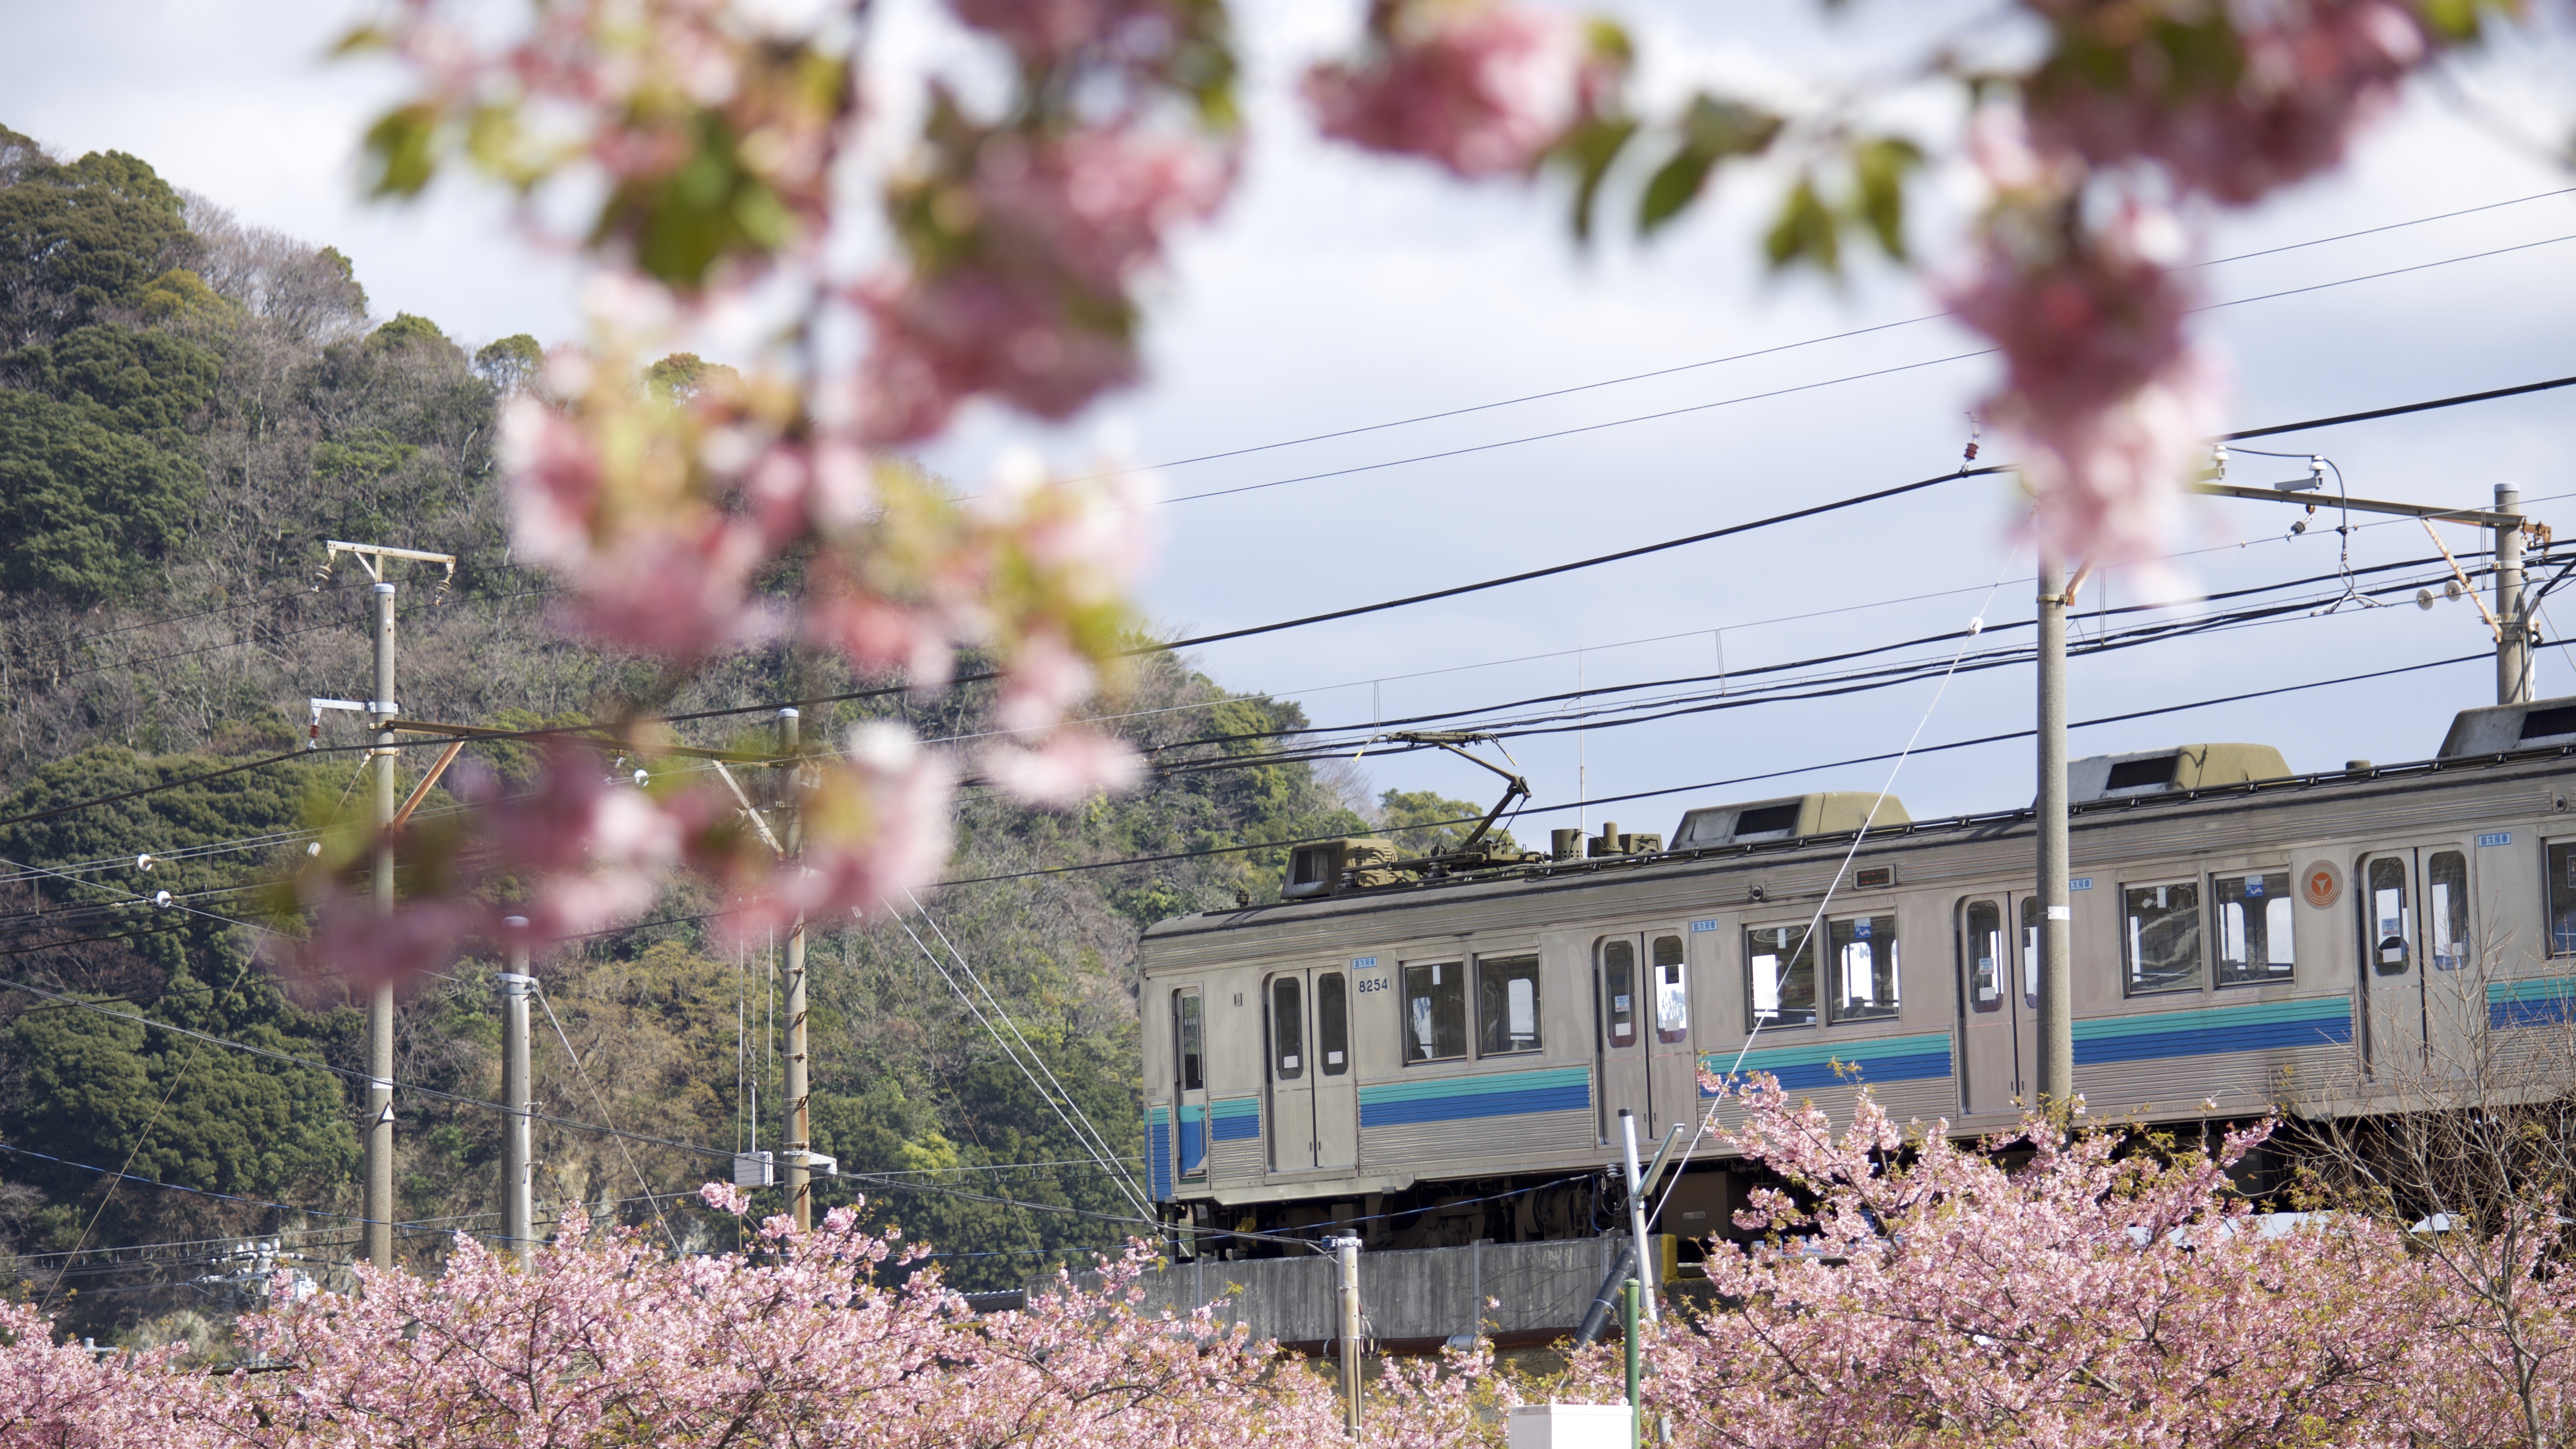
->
[2025,0,2430,206]
[1303,0,1595,179]
[981,726,1145,808]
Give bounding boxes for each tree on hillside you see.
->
[1377,787,1522,858]
[0,138,190,349]
[0,389,200,599]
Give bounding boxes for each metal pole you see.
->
[1623,1278,1642,1449]
[1617,1109,1659,1325]
[365,581,397,1272]
[499,919,534,1270]
[2498,484,2529,706]
[2034,551,2074,1109]
[778,707,811,1233]
[1334,1234,1364,1439]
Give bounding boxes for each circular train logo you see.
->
[2302,861,2342,909]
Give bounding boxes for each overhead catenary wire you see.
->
[878,899,1154,1218]
[898,889,1153,1215]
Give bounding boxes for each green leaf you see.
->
[360,104,439,198]
[1764,177,1840,276]
[1637,95,1779,236]
[1850,137,1923,261]
[1555,115,1638,245]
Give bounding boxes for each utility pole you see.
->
[777,708,812,1233]
[316,540,454,1276]
[366,580,398,1271]
[498,919,534,1270]
[2497,483,2530,706]
[2034,550,2074,1108]
[1332,1233,1364,1438]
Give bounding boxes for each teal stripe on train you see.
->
[2490,976,2576,1029]
[1358,1066,1589,1127]
[2072,995,2350,1065]
[1209,1096,1260,1142]
[1702,1032,1952,1094]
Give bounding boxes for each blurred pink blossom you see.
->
[858,125,1234,442]
[982,726,1145,808]
[2026,0,2428,205]
[1303,0,1592,179]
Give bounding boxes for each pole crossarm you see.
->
[2189,481,2521,528]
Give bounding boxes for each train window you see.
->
[1272,977,1305,1080]
[1744,924,1819,1027]
[1602,940,1638,1048]
[1318,972,1350,1074]
[2428,852,2470,970]
[1962,900,2003,1012]
[2215,870,2296,985]
[1403,961,1469,1063]
[1653,935,1690,1043]
[1828,914,1900,1023]
[2359,859,2410,978]
[1175,990,1204,1092]
[2021,897,2041,1007]
[2122,881,2203,994]
[1477,955,1543,1055]
[2550,842,2576,957]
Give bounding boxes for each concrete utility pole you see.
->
[2497,483,2530,706]
[1332,1234,1364,1439]
[2034,551,2074,1107]
[498,920,535,1270]
[778,707,812,1233]
[366,581,398,1271]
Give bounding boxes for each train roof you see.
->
[1140,700,2576,947]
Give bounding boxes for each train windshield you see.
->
[1318,972,1350,1073]
[1175,991,1203,1091]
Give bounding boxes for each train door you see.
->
[1171,987,1209,1184]
[2357,847,2472,1074]
[1264,968,1358,1172]
[1596,935,1650,1142]
[1644,930,1697,1138]
[1956,896,2022,1113]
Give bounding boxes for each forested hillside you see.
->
[0,125,1479,1337]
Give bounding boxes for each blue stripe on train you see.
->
[2074,1015,2351,1066]
[1360,1080,1590,1127]
[1209,1097,1261,1141]
[1762,1050,1952,1092]
[1146,1107,1173,1200]
[2491,978,2576,1029]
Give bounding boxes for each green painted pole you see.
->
[1623,1277,1641,1448]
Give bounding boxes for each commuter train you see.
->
[1136,693,2576,1256]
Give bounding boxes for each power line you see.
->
[935,649,2492,889]
[1141,230,2576,509]
[1078,184,2576,483]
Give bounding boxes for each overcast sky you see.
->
[7,0,2576,844]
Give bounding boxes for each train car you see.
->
[1137,694,2576,1255]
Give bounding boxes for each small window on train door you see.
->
[1402,961,1469,1063]
[2549,841,2576,957]
[2122,879,2204,995]
[1962,899,2004,1012]
[2360,859,2410,978]
[1272,976,1305,1080]
[1744,924,1819,1027]
[1652,935,1690,1044]
[2427,852,2471,971]
[1317,972,1351,1074]
[1477,954,1543,1055]
[1174,990,1204,1091]
[1601,940,1638,1048]
[2214,869,2296,985]
[2020,896,2042,1008]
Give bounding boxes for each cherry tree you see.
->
[266,0,2537,974]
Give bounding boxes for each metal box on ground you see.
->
[1506,1403,1631,1449]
